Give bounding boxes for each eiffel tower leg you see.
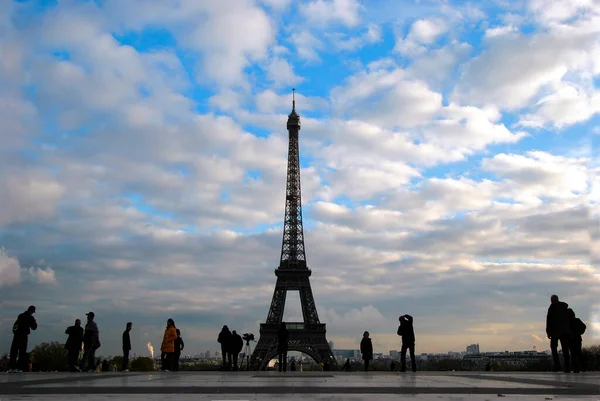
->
[298,277,320,324]
[266,282,287,324]
[249,332,274,371]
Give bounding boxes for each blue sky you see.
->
[0,0,598,358]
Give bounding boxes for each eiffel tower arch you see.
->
[249,90,337,371]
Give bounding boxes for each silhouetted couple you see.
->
[161,318,184,371]
[546,295,586,373]
[217,325,244,371]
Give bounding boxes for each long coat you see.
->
[161,326,177,353]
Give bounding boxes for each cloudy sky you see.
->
[0,0,599,359]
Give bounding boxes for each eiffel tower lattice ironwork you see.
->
[249,89,337,371]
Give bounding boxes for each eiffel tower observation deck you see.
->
[249,90,337,371]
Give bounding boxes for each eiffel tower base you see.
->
[249,322,338,371]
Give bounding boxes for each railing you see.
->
[260,322,326,332]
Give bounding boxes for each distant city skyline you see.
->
[0,0,598,359]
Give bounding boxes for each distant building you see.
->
[205,350,211,359]
[329,341,335,350]
[334,349,361,360]
[390,350,399,359]
[466,344,480,354]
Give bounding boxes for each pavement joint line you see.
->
[460,374,597,389]
[0,386,598,396]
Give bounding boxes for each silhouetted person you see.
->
[173,328,184,372]
[9,305,37,372]
[80,312,100,371]
[290,360,296,371]
[485,362,491,371]
[390,361,396,371]
[342,358,351,372]
[360,331,373,371]
[122,322,132,371]
[230,330,243,371]
[218,325,232,370]
[102,359,109,372]
[65,319,84,372]
[546,295,571,372]
[567,308,586,373]
[277,322,289,372]
[161,318,177,371]
[398,314,417,372]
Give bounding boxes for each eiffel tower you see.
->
[249,89,337,371]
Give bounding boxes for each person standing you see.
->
[173,329,184,372]
[360,331,373,371]
[277,322,289,372]
[230,330,243,371]
[9,305,37,372]
[122,322,132,372]
[398,314,417,372]
[65,319,84,372]
[160,318,177,371]
[80,312,100,372]
[567,308,586,373]
[546,295,571,372]
[217,325,232,370]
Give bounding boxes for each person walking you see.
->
[277,322,289,372]
[80,312,100,372]
[65,319,84,372]
[546,295,571,372]
[398,314,417,372]
[217,325,232,370]
[173,329,184,372]
[360,331,373,372]
[230,330,243,371]
[160,318,177,371]
[122,322,132,372]
[9,305,37,373]
[567,308,586,373]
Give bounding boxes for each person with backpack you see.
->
[80,312,100,372]
[567,308,586,373]
[9,305,37,372]
[173,328,184,372]
[217,325,232,370]
[230,330,243,371]
[65,319,84,372]
[546,295,571,372]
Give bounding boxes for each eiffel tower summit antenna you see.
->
[249,88,337,371]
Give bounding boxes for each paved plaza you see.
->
[0,371,598,400]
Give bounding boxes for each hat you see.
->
[86,312,95,318]
[27,305,36,313]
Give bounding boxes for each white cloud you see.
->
[484,25,518,38]
[302,0,362,27]
[454,21,599,110]
[394,18,448,56]
[328,23,382,51]
[27,266,57,285]
[518,82,600,128]
[0,248,21,287]
[265,57,304,87]
[290,31,324,61]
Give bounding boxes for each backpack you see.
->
[12,320,19,335]
[573,318,586,335]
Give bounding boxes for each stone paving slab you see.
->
[0,371,597,398]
